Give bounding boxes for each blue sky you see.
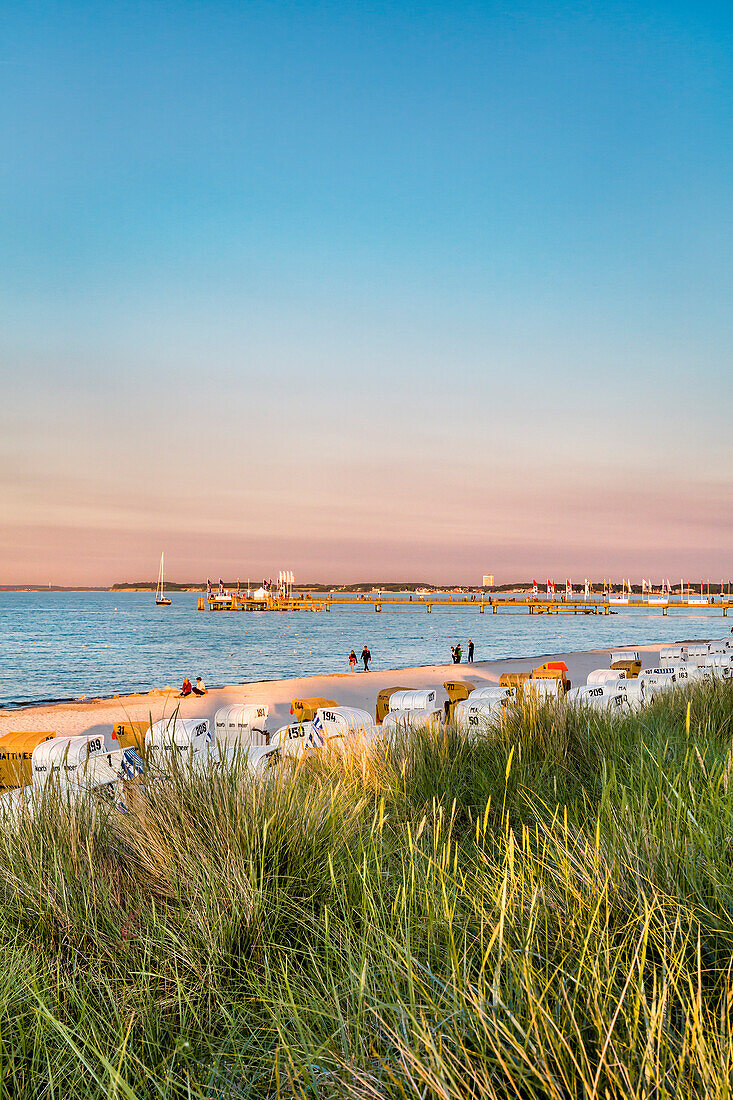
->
[1,1,731,583]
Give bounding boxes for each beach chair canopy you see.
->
[525,678,562,699]
[470,684,515,702]
[568,685,628,711]
[0,731,56,790]
[645,664,691,680]
[638,671,676,692]
[453,698,503,731]
[499,672,530,689]
[610,651,641,665]
[147,718,211,754]
[659,645,687,661]
[684,644,711,662]
[270,720,344,759]
[587,668,627,685]
[443,681,475,702]
[111,721,150,751]
[375,687,410,723]
[388,689,438,713]
[290,697,338,722]
[214,704,269,747]
[381,708,443,735]
[32,734,106,787]
[315,706,375,737]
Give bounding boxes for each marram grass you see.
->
[0,680,732,1097]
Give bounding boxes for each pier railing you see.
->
[200,594,733,617]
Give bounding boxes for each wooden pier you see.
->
[200,593,733,617]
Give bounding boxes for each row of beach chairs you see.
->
[2,641,731,814]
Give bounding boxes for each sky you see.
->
[1,0,732,585]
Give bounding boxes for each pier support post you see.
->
[480,603,484,613]
[375,603,381,613]
[427,604,432,613]
[492,603,497,614]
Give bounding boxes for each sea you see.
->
[1,590,730,708]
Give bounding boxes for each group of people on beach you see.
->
[451,639,474,664]
[179,676,207,697]
[180,636,476,693]
[345,640,474,672]
[348,646,372,672]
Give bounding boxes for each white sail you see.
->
[156,553,171,605]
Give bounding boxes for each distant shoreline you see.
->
[2,582,729,596]
[1,583,518,594]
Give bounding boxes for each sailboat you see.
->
[155,552,172,606]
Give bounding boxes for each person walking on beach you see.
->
[179,677,192,697]
[192,676,207,696]
[361,645,371,671]
[348,649,357,672]
[454,643,462,663]
[467,639,474,663]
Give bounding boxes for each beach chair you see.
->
[214,703,269,748]
[290,697,338,722]
[0,731,56,790]
[375,687,410,724]
[112,720,151,752]
[32,734,106,788]
[453,697,503,738]
[381,707,443,738]
[443,680,475,721]
[610,651,642,678]
[388,689,438,713]
[532,662,571,691]
[146,717,212,764]
[499,672,530,699]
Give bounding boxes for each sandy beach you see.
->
[0,643,668,745]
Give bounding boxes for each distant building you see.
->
[482,574,494,588]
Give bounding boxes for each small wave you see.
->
[1,695,79,710]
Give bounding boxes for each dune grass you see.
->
[0,680,732,1097]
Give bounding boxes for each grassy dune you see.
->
[1,682,733,1097]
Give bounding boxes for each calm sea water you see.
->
[0,591,730,707]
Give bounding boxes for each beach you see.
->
[0,642,669,744]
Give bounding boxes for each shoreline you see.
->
[0,642,670,743]
[0,632,706,714]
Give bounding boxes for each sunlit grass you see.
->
[0,679,732,1096]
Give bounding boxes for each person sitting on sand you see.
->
[192,676,207,696]
[180,677,192,697]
